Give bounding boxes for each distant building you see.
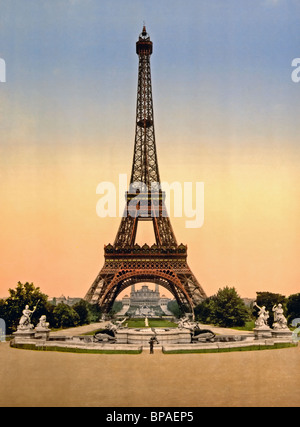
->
[129,284,161,307]
[50,295,81,306]
[243,298,255,307]
[122,284,171,307]
[120,284,172,316]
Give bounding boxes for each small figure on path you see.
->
[149,336,159,354]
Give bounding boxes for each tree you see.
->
[194,297,217,324]
[73,299,91,325]
[255,292,286,326]
[213,287,251,327]
[286,293,300,324]
[0,282,52,333]
[195,287,251,327]
[87,302,102,322]
[52,303,80,329]
[111,301,123,316]
[167,300,184,318]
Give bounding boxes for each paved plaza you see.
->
[0,329,299,407]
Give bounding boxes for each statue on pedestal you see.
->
[178,315,193,329]
[272,304,288,330]
[13,303,40,342]
[178,315,215,342]
[17,304,37,331]
[93,317,127,342]
[34,314,50,340]
[36,315,50,330]
[253,302,270,329]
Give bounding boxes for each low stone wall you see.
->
[116,328,191,344]
[10,337,142,353]
[162,337,297,353]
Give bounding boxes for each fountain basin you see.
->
[116,328,191,344]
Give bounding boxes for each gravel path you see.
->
[0,337,299,407]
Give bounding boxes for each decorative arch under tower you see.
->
[85,27,207,313]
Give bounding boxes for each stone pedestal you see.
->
[34,327,50,340]
[253,327,272,340]
[177,329,192,344]
[115,330,129,344]
[13,329,35,343]
[271,329,293,340]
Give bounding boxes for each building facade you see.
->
[121,284,171,308]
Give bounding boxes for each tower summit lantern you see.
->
[85,27,207,313]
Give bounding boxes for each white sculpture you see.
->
[253,302,270,329]
[93,317,127,342]
[178,315,194,329]
[36,315,50,330]
[17,304,37,331]
[272,304,288,330]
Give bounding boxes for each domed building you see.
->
[120,284,172,316]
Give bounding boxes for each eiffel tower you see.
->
[85,26,207,313]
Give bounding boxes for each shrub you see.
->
[195,286,251,328]
[52,303,80,329]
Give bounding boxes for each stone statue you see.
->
[272,304,288,330]
[115,317,127,328]
[178,315,193,329]
[93,317,127,342]
[36,315,50,330]
[178,315,215,342]
[253,302,270,328]
[34,314,50,340]
[17,304,37,331]
[144,316,149,327]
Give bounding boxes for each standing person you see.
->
[149,337,154,354]
[149,336,159,354]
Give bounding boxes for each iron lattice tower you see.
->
[85,27,207,313]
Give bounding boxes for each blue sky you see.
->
[1,0,299,154]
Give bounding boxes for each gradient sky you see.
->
[0,0,300,300]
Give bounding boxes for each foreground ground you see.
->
[0,324,299,407]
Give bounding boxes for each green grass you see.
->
[163,342,298,354]
[84,319,178,331]
[10,342,142,354]
[230,321,255,331]
[126,319,147,328]
[126,319,178,328]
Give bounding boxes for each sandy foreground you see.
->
[0,324,299,407]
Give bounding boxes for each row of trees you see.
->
[1,282,300,333]
[0,282,101,334]
[255,291,300,326]
[168,287,300,328]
